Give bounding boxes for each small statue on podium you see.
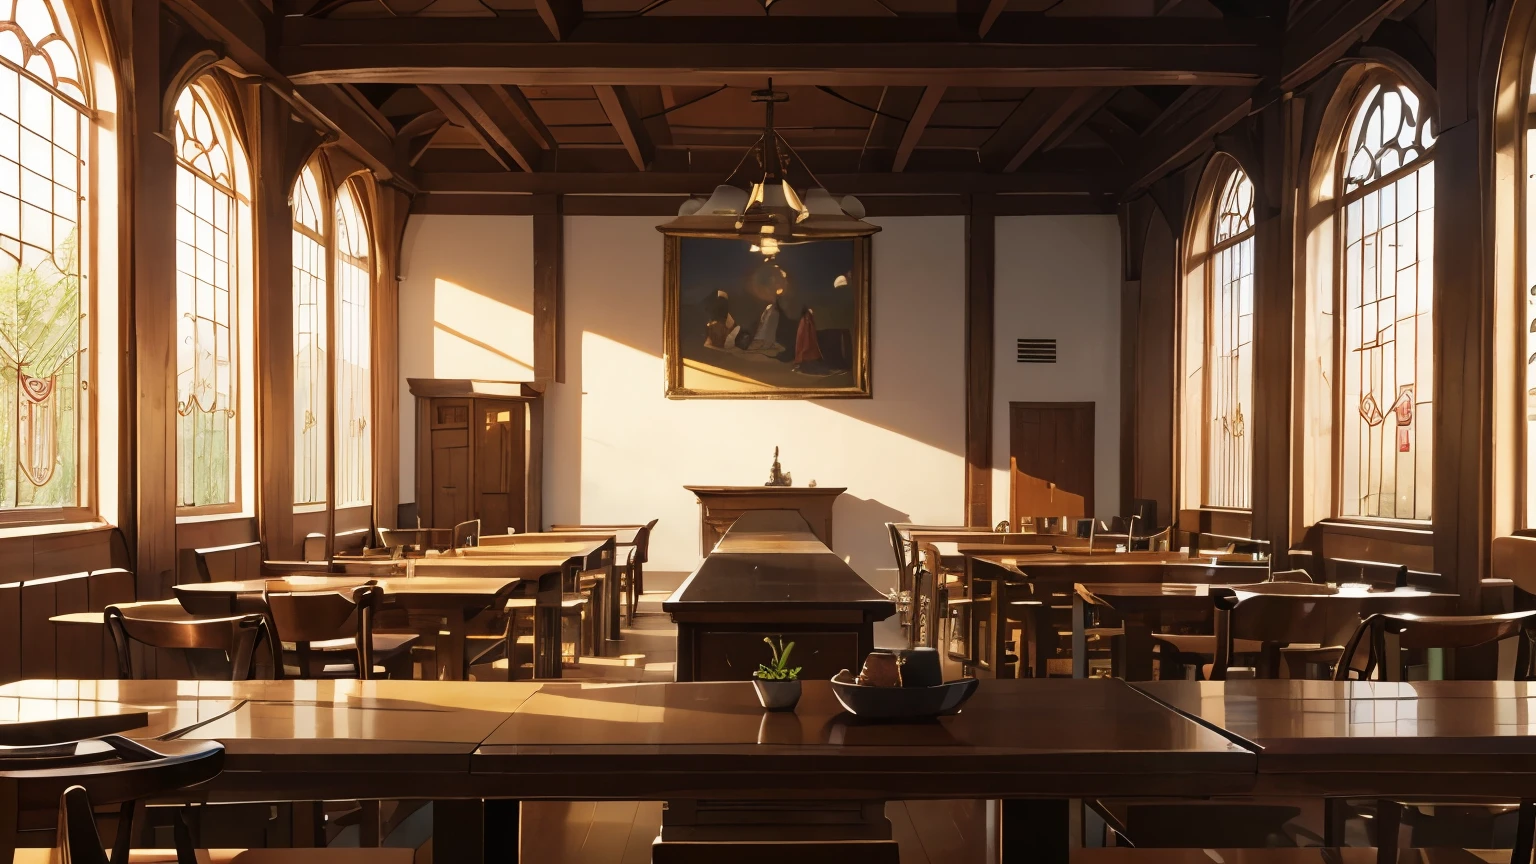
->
[765,447,793,487]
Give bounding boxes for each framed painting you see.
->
[662,235,871,399]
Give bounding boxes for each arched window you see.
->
[1338,78,1435,520]
[0,0,90,514]
[292,163,326,507]
[173,79,251,512]
[1205,168,1255,509]
[333,180,371,509]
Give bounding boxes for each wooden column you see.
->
[127,0,177,601]
[372,183,410,530]
[254,85,297,560]
[965,193,995,527]
[1118,198,1154,517]
[533,194,564,386]
[1434,1,1493,616]
[1249,97,1301,561]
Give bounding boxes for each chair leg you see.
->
[111,799,137,864]
[1512,800,1536,864]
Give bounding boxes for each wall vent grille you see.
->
[1016,338,1058,364]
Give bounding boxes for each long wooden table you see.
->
[664,510,895,682]
[173,567,568,680]
[0,677,1254,863]
[1072,582,1459,680]
[459,535,620,645]
[965,552,1269,678]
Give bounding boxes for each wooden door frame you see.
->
[1008,401,1096,530]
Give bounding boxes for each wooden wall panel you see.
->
[52,574,94,679]
[0,581,19,684]
[89,569,137,677]
[19,576,58,678]
[372,185,409,532]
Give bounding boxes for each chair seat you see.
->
[17,850,416,863]
[306,632,419,658]
[1151,634,1267,655]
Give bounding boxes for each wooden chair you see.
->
[3,737,410,864]
[302,533,328,563]
[262,584,417,680]
[888,523,919,643]
[450,519,481,549]
[105,604,277,681]
[1334,610,1536,681]
[1190,533,1272,557]
[190,541,264,583]
[0,736,225,863]
[551,520,658,623]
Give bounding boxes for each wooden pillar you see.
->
[965,193,995,528]
[1118,198,1154,517]
[372,184,410,530]
[1434,1,1492,615]
[254,86,297,560]
[1249,96,1301,560]
[533,194,564,387]
[126,0,177,601]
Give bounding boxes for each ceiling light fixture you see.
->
[658,80,880,249]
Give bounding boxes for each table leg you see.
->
[534,602,561,679]
[1512,800,1535,864]
[1120,613,1154,682]
[1000,799,1069,864]
[485,799,520,863]
[987,578,1007,679]
[438,611,468,681]
[1071,594,1088,678]
[606,551,622,647]
[434,800,485,864]
[1374,799,1400,864]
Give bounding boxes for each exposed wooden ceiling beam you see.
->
[292,84,418,188]
[448,84,545,172]
[533,0,582,41]
[421,170,1106,196]
[395,108,448,165]
[981,88,1100,173]
[499,86,557,151]
[279,16,1270,89]
[594,85,655,171]
[1283,0,1410,89]
[1124,87,1253,193]
[977,0,1009,38]
[418,84,513,171]
[856,87,924,172]
[338,83,393,136]
[892,86,945,173]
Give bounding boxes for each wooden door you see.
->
[473,399,526,535]
[429,399,472,528]
[1009,402,1095,526]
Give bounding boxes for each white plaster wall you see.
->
[543,216,968,620]
[990,215,1123,522]
[396,214,535,503]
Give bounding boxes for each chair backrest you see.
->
[191,541,263,583]
[264,584,382,679]
[888,522,913,583]
[1287,548,1319,580]
[1335,610,1536,681]
[452,519,481,548]
[1266,569,1316,584]
[1,737,225,862]
[634,519,658,563]
[105,604,275,681]
[1493,535,1536,595]
[1324,556,1409,589]
[301,532,328,563]
[1210,583,1349,679]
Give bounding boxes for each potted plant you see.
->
[752,636,802,711]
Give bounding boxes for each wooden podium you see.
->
[684,485,845,553]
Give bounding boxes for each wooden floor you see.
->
[505,591,993,864]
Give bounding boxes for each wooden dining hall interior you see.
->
[14,0,1536,862]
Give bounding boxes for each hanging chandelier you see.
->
[657,81,881,251]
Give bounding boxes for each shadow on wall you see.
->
[833,493,909,595]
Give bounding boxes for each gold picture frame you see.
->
[662,234,872,399]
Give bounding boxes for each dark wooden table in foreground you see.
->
[664,509,895,682]
[0,677,1253,863]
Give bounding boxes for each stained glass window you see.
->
[173,81,245,511]
[293,164,326,507]
[0,0,87,511]
[1340,80,1435,520]
[334,181,370,509]
[1205,168,1255,509]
